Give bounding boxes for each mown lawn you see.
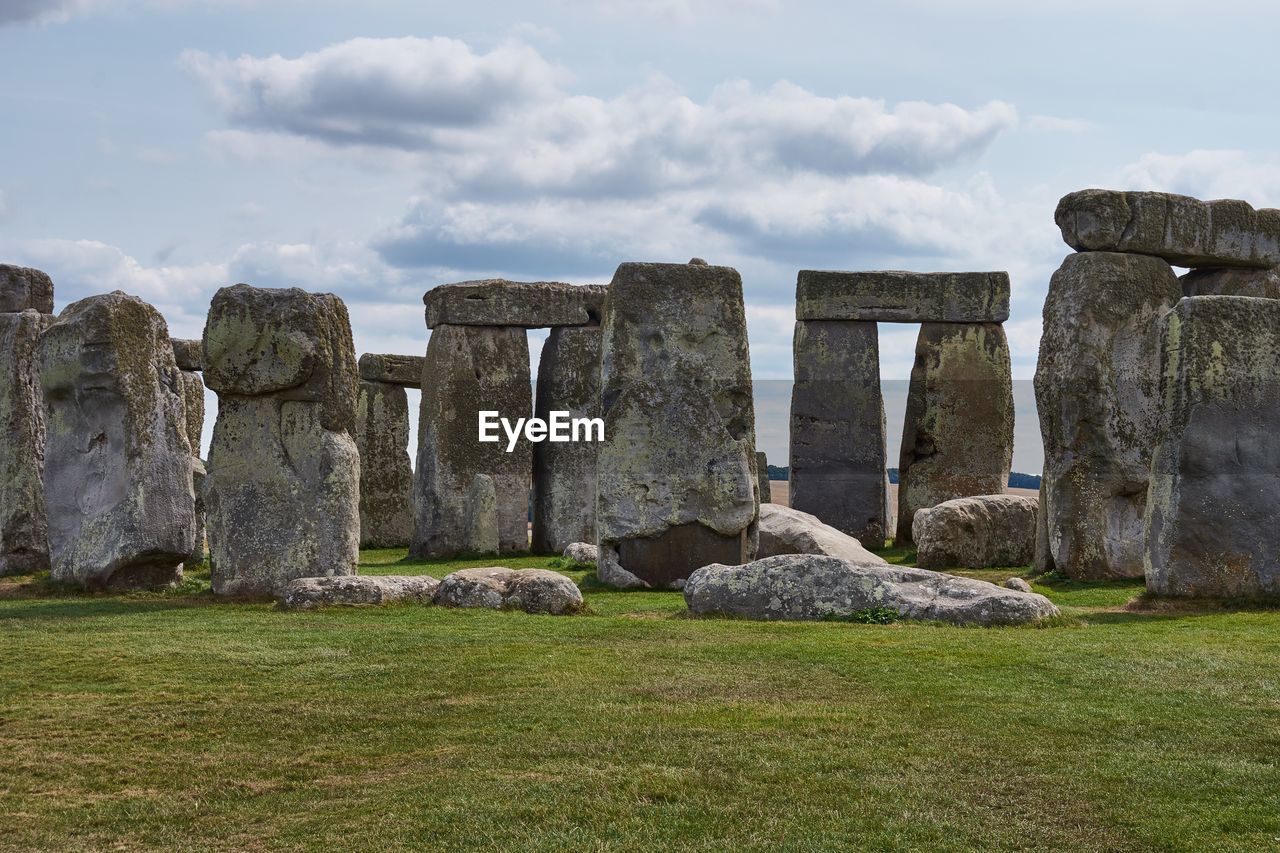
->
[2,549,1278,851]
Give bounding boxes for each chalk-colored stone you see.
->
[434,567,583,615]
[358,353,424,388]
[204,284,360,596]
[278,574,441,610]
[563,542,598,565]
[0,311,53,576]
[1035,252,1182,579]
[912,494,1038,570]
[424,280,607,328]
[789,319,888,545]
[0,265,54,314]
[896,322,1013,543]
[596,261,758,589]
[39,292,195,589]
[412,324,531,557]
[1145,296,1280,598]
[532,326,601,553]
[1056,189,1280,268]
[757,503,886,564]
[796,270,1010,323]
[354,379,413,548]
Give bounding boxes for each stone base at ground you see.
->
[434,567,583,614]
[912,494,1037,570]
[684,554,1060,626]
[757,504,886,564]
[278,575,441,610]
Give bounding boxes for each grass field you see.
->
[2,548,1279,851]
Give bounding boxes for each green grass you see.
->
[1,548,1278,851]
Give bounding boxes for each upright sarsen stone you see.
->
[0,265,55,314]
[756,452,771,504]
[896,322,1013,544]
[0,310,53,576]
[355,378,413,548]
[412,324,531,557]
[1145,296,1280,598]
[1035,252,1182,579]
[203,284,360,596]
[596,261,758,588]
[789,320,888,546]
[39,292,195,589]
[532,326,601,554]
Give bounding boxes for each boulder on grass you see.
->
[684,554,1059,626]
[434,567,584,615]
[757,504,886,564]
[912,494,1038,570]
[278,575,441,611]
[563,542,599,565]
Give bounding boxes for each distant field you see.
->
[2,549,1278,850]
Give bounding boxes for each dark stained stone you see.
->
[424,280,608,328]
[796,270,1010,323]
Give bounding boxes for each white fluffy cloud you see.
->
[1120,149,1280,207]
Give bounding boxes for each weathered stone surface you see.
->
[434,567,584,615]
[1146,296,1280,598]
[39,292,195,589]
[1180,267,1280,299]
[684,555,1060,626]
[796,270,1010,323]
[757,503,887,564]
[204,285,360,596]
[1035,252,1182,579]
[0,265,54,314]
[896,323,1014,543]
[354,379,413,548]
[412,324,531,557]
[532,326,601,553]
[0,311,52,576]
[912,494,1038,570]
[204,284,357,432]
[358,353,424,388]
[171,338,203,372]
[179,370,207,563]
[424,280,608,329]
[756,452,771,503]
[1005,577,1032,592]
[463,474,499,555]
[1033,472,1055,575]
[563,542,598,564]
[1056,189,1280,269]
[596,261,758,589]
[278,574,440,610]
[789,320,888,544]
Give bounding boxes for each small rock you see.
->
[278,575,440,610]
[563,542,598,564]
[1004,577,1032,592]
[434,567,583,615]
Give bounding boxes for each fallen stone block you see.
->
[757,503,887,564]
[912,494,1038,570]
[424,280,608,328]
[278,575,441,610]
[434,567,584,615]
[1056,189,1280,268]
[684,554,1060,626]
[796,270,1010,323]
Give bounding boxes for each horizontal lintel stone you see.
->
[796,270,1010,323]
[423,280,608,329]
[358,353,424,387]
[171,338,203,372]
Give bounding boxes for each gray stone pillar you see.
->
[412,324,531,557]
[756,452,771,504]
[789,320,887,546]
[354,378,413,548]
[532,326,601,553]
[896,322,1014,544]
[597,261,757,589]
[40,292,196,589]
[204,284,360,596]
[1034,252,1181,579]
[179,370,207,563]
[1145,296,1280,598]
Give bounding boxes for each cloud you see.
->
[1119,149,1280,207]
[0,0,95,25]
[582,0,780,24]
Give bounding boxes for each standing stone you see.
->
[354,378,413,548]
[0,310,53,576]
[532,326,601,553]
[0,265,55,314]
[412,324,531,557]
[179,370,207,562]
[1033,470,1055,575]
[756,452,772,504]
[203,284,360,596]
[39,292,195,589]
[596,261,758,589]
[1035,252,1182,579]
[1146,296,1280,598]
[896,322,1013,544]
[463,474,499,555]
[790,320,888,545]
[1180,267,1280,299]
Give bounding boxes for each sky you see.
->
[4,0,1279,469]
